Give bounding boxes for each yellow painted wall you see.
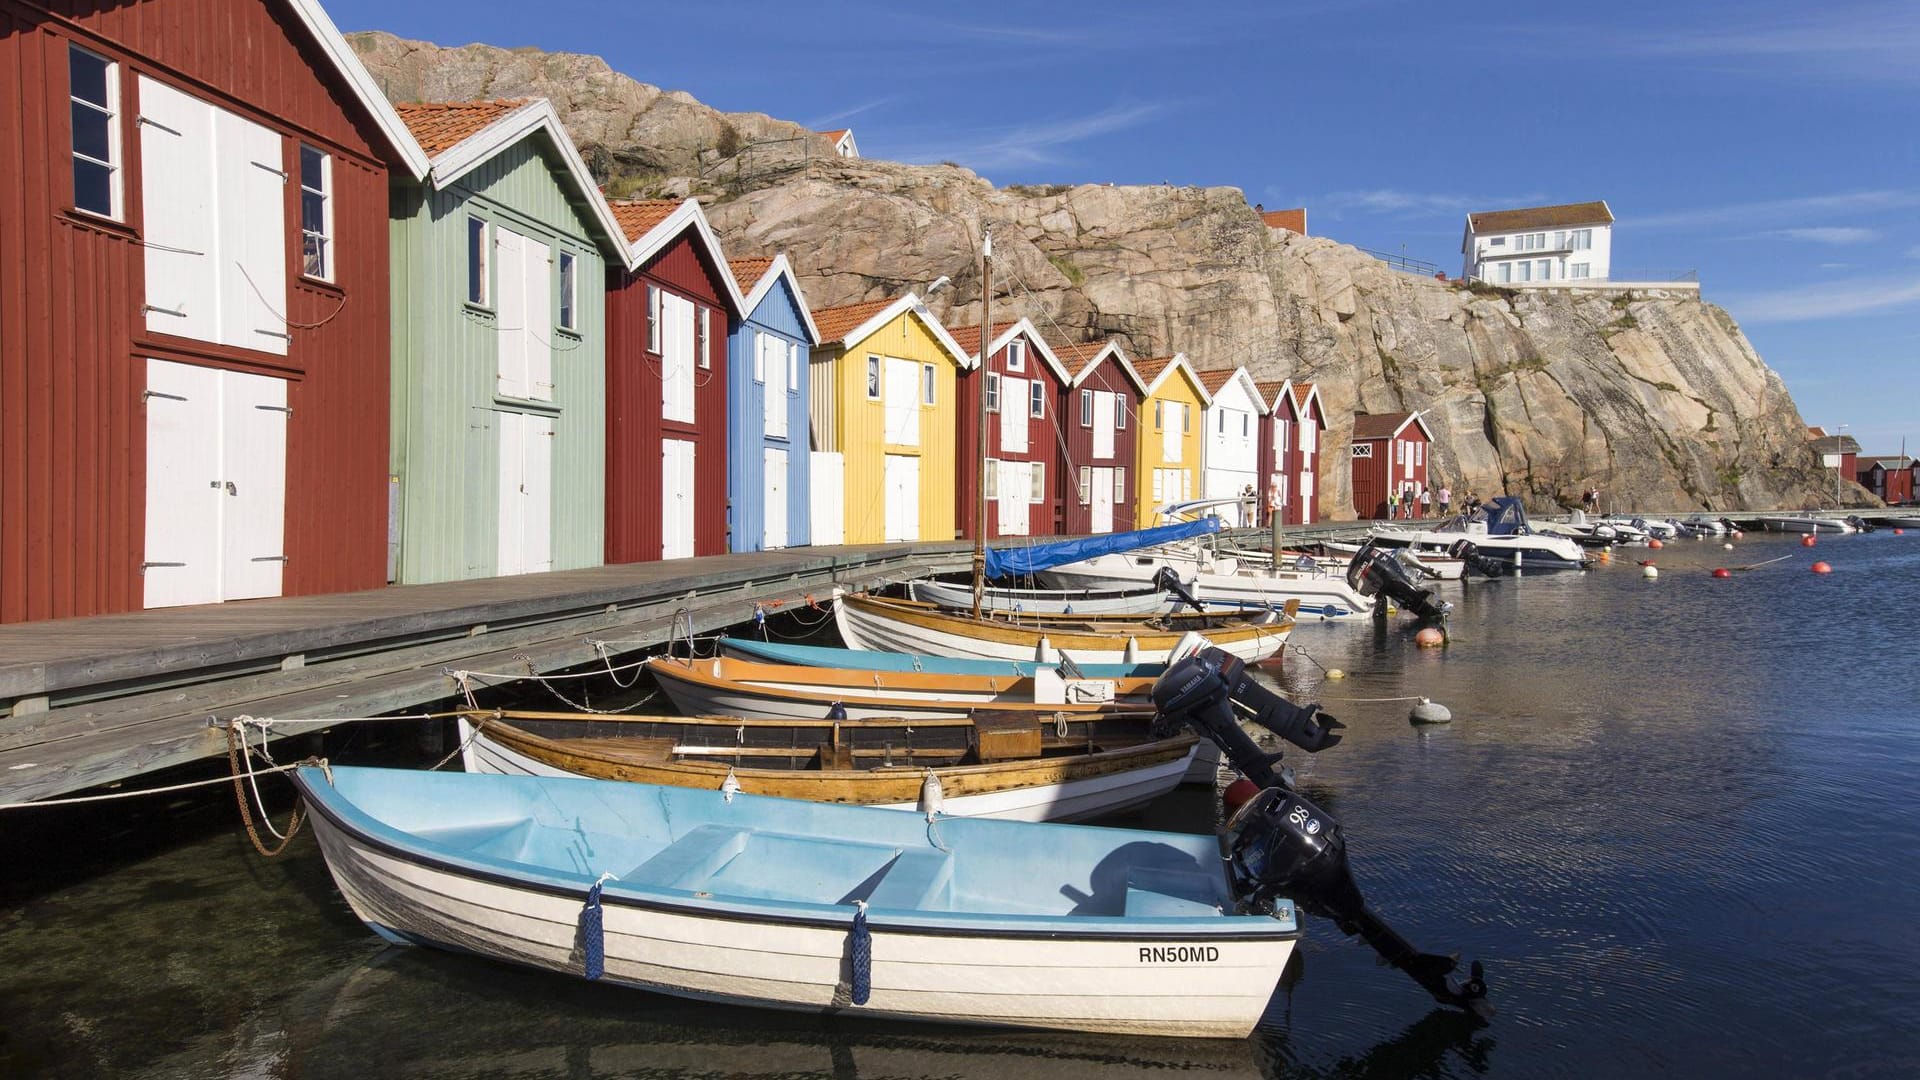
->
[820,310,963,544]
[1137,365,1206,524]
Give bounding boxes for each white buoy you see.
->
[1409,698,1452,724]
[1642,564,1659,579]
[1723,542,1735,550]
[917,769,945,818]
[720,767,742,802]
[1325,668,1347,680]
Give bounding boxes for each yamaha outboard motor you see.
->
[1447,538,1514,578]
[1151,565,1207,614]
[1151,647,1492,1018]
[1345,540,1452,622]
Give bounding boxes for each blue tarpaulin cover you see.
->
[983,518,1221,579]
[1481,496,1531,535]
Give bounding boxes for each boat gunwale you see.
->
[646,657,1159,716]
[842,595,1293,648]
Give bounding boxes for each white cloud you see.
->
[1765,227,1880,245]
[1634,190,1920,231]
[1589,2,1920,83]
[1818,262,1852,270]
[1722,275,1920,323]
[806,98,894,130]
[894,103,1168,170]
[1312,189,1544,218]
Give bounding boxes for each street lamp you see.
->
[1834,424,1849,506]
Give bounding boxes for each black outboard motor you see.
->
[1151,565,1207,614]
[1846,515,1875,533]
[1345,541,1452,622]
[1151,647,1492,1019]
[1446,538,1513,578]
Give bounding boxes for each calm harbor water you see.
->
[4,531,1918,1078]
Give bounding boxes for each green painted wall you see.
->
[388,137,613,583]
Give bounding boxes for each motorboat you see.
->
[1370,497,1589,571]
[717,637,1166,679]
[833,594,1293,665]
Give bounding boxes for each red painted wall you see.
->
[605,229,734,562]
[1259,393,1327,527]
[955,330,1067,540]
[1058,357,1140,536]
[1351,425,1431,519]
[0,0,394,623]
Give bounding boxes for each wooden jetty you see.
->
[0,542,969,804]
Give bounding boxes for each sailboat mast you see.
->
[972,231,993,619]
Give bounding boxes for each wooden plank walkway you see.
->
[0,542,970,803]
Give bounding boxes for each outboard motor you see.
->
[1151,565,1207,614]
[1151,648,1492,1019]
[1447,538,1513,578]
[1345,541,1451,622]
[1846,515,1875,533]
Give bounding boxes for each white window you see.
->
[1299,422,1315,452]
[467,216,490,305]
[1006,339,1025,372]
[1275,419,1288,467]
[557,251,576,330]
[1115,395,1126,429]
[1570,262,1591,279]
[1029,461,1045,503]
[1497,262,1511,284]
[1113,467,1125,503]
[1352,443,1372,458]
[1554,231,1566,249]
[865,355,881,399]
[1217,410,1226,434]
[922,364,935,405]
[696,307,710,369]
[1155,400,1162,429]
[984,458,999,498]
[298,145,332,280]
[787,341,800,391]
[1416,442,1425,466]
[1572,229,1592,251]
[647,286,662,352]
[1536,259,1551,280]
[1080,389,1093,427]
[985,372,1000,412]
[1030,381,1045,418]
[1517,261,1533,283]
[753,330,766,383]
[1488,236,1505,247]
[1078,466,1092,505]
[68,45,121,219]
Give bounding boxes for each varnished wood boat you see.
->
[456,710,1200,822]
[834,594,1294,665]
[645,655,1156,722]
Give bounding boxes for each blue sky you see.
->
[335,0,1920,450]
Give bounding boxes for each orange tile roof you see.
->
[812,296,902,344]
[1255,379,1285,405]
[1134,355,1176,386]
[818,128,850,141]
[1291,382,1316,410]
[1052,339,1108,376]
[608,199,682,242]
[728,256,776,291]
[1467,201,1613,234]
[1260,208,1307,234]
[394,99,529,156]
[945,320,1019,358]
[1195,367,1240,395]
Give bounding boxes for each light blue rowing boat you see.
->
[294,765,1299,1037]
[717,636,1168,679]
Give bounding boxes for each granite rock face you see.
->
[351,31,1849,513]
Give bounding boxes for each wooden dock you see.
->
[0,542,970,804]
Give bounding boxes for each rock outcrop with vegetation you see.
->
[350,31,1846,513]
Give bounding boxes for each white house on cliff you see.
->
[1462,201,1613,284]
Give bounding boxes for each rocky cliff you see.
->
[350,31,1847,514]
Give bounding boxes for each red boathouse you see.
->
[1350,411,1433,520]
[1257,380,1328,526]
[1056,339,1146,536]
[952,319,1070,539]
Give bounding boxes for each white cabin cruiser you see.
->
[1370,497,1589,572]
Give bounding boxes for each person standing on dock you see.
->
[1419,488,1432,519]
[1438,484,1452,517]
[1386,487,1399,521]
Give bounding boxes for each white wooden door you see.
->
[214,108,287,355]
[662,438,696,558]
[143,361,223,608]
[1162,402,1183,462]
[1298,468,1314,524]
[494,228,528,398]
[1092,391,1115,460]
[1000,377,1029,454]
[883,359,919,445]
[763,447,789,549]
[218,371,287,600]
[762,336,788,437]
[884,453,920,542]
[810,451,845,546]
[497,411,525,575]
[138,77,219,346]
[661,293,696,423]
[1090,467,1114,532]
[998,460,1030,536]
[521,236,553,401]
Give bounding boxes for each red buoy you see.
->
[1801,535,1817,548]
[1731,529,1745,539]
[1648,538,1664,549]
[1897,528,1907,536]
[1711,567,1731,578]
[1223,777,1261,812]
[1811,561,1833,575]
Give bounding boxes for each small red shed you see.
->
[605,199,745,562]
[0,0,427,621]
[952,319,1071,539]
[1350,412,1433,520]
[1257,380,1328,526]
[1055,339,1146,536]
[1858,456,1916,504]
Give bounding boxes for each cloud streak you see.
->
[805,98,895,130]
[893,102,1169,170]
[1311,188,1545,218]
[1762,227,1880,245]
[1722,275,1920,324]
[1584,2,1920,83]
[1634,190,1920,231]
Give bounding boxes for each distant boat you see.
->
[1039,550,1374,620]
[1750,514,1855,535]
[456,711,1199,823]
[834,594,1293,665]
[293,765,1301,1037]
[645,655,1157,724]
[1371,497,1589,571]
[905,577,1174,616]
[717,637,1167,679]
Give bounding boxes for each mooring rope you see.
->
[226,720,308,857]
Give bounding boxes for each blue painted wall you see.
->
[726,274,814,550]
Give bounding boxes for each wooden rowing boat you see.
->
[456,710,1199,822]
[645,655,1156,723]
[834,594,1294,665]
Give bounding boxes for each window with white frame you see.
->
[1488,236,1505,247]
[1029,461,1045,503]
[921,364,935,405]
[696,307,710,368]
[1536,259,1551,280]
[1570,263,1591,279]
[298,145,332,280]
[1571,229,1592,250]
[1497,262,1512,284]
[1116,395,1125,429]
[1029,381,1045,418]
[1080,389,1093,427]
[1241,413,1249,437]
[985,372,1000,412]
[1299,422,1315,452]
[753,330,766,382]
[1155,400,1162,429]
[1518,261,1533,283]
[68,45,121,220]
[466,216,490,305]
[557,251,577,330]
[865,355,881,398]
[647,286,662,352]
[1078,466,1092,505]
[1006,339,1025,372]
[1275,419,1288,467]
[787,341,799,391]
[1554,231,1566,249]
[1416,442,1424,466]
[1113,467,1125,503]
[984,458,999,498]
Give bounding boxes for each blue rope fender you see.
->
[580,880,607,981]
[850,900,872,1005]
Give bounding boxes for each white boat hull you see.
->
[833,599,1290,666]
[907,579,1173,615]
[459,719,1199,823]
[649,662,1136,724]
[305,812,1296,1038]
[1369,527,1588,569]
[1040,554,1372,620]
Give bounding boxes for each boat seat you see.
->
[864,849,955,911]
[1122,864,1223,918]
[625,824,750,891]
